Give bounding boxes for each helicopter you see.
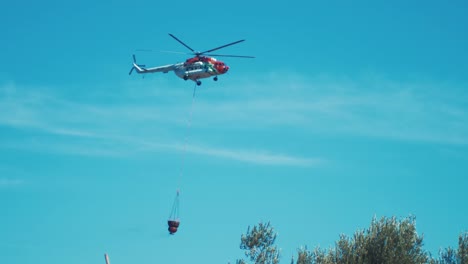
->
[129,34,254,86]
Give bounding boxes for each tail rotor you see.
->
[128,54,146,75]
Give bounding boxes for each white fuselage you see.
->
[131,55,230,85]
[174,61,219,81]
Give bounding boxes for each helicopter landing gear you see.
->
[213,76,218,81]
[196,80,202,86]
[183,75,188,81]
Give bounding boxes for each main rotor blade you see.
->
[135,49,191,56]
[204,53,255,58]
[168,34,195,52]
[199,39,245,55]
[159,50,192,55]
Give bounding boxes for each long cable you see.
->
[169,190,180,220]
[175,83,198,211]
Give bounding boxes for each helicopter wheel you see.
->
[183,75,188,80]
[213,76,218,81]
[196,80,202,86]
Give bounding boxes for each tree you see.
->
[237,222,281,264]
[460,233,468,264]
[294,247,314,264]
[306,216,429,264]
[433,232,468,264]
[236,217,465,264]
[435,247,458,264]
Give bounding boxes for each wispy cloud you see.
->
[194,74,468,145]
[132,138,322,166]
[180,143,323,166]
[1,73,467,166]
[0,178,24,187]
[0,81,322,166]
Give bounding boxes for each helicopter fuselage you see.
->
[174,56,229,81]
[129,34,251,86]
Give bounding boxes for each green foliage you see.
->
[294,247,313,264]
[237,222,281,264]
[305,216,429,264]
[436,247,458,264]
[459,233,468,264]
[236,218,466,264]
[432,232,468,264]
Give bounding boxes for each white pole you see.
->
[104,253,110,264]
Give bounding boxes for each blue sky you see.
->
[1,0,468,263]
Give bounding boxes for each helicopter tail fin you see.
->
[128,54,146,75]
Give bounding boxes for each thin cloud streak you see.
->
[196,75,468,145]
[0,82,323,166]
[1,74,467,167]
[1,133,322,166]
[99,135,323,166]
[0,85,319,165]
[174,143,324,166]
[0,178,24,186]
